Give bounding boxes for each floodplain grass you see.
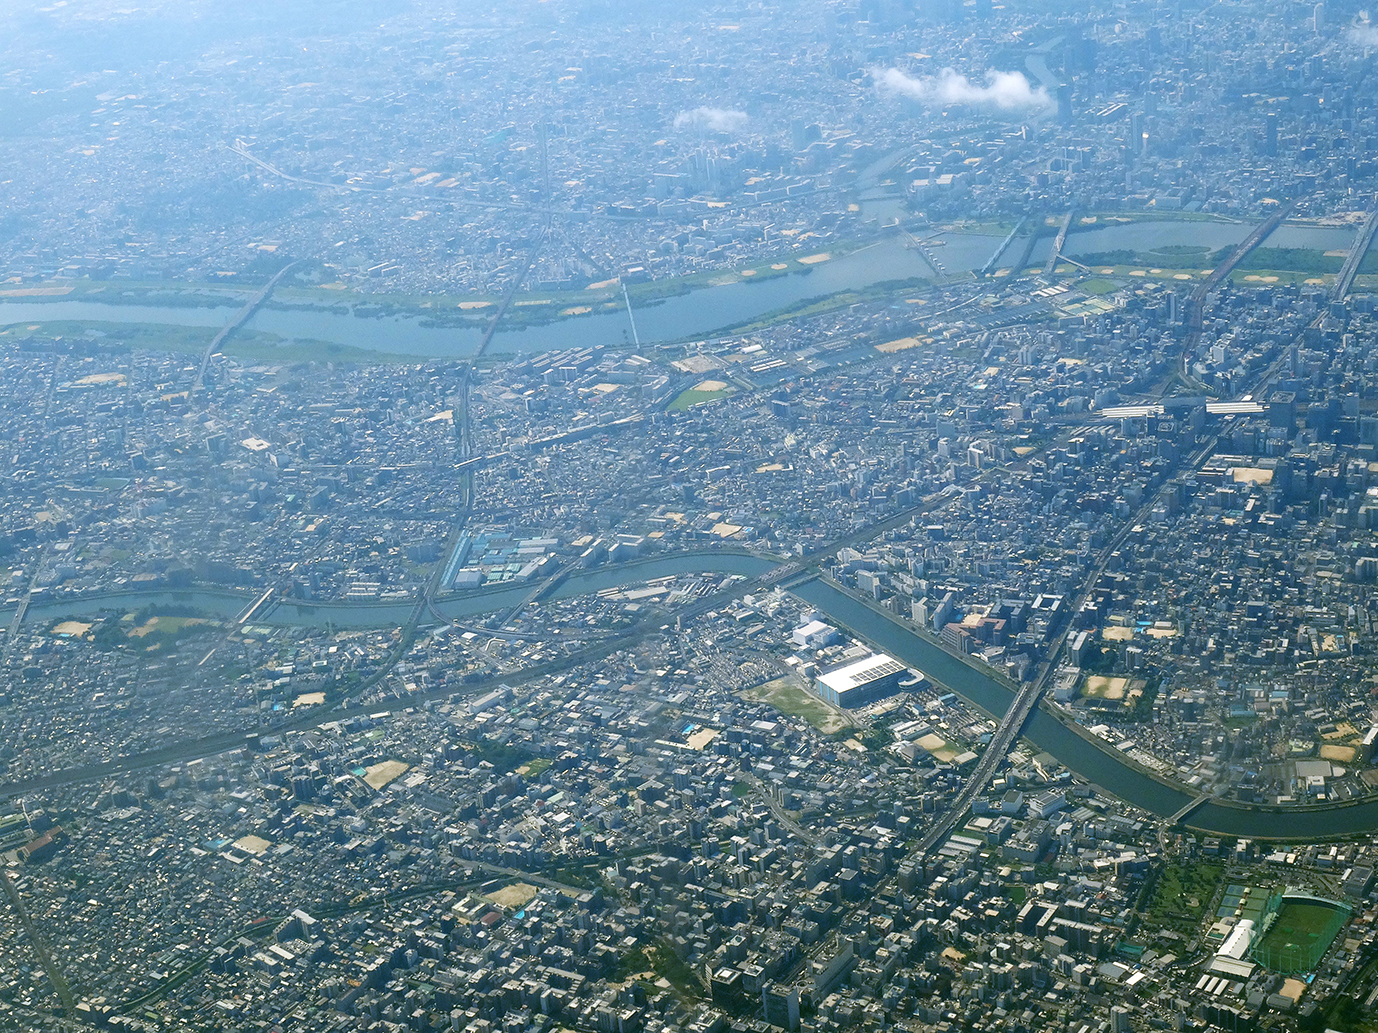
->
[1150,244,1211,256]
[0,318,419,365]
[18,237,871,320]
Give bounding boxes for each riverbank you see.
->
[2,213,1364,360]
[11,551,1378,839]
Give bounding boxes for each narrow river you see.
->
[11,553,1376,838]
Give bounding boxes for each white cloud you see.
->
[874,66,1051,111]
[1348,22,1378,46]
[674,106,749,132]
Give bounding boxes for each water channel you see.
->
[12,552,1378,839]
[794,578,1377,842]
[0,220,1356,359]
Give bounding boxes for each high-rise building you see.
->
[1057,83,1074,126]
[790,119,821,152]
[762,985,801,1031]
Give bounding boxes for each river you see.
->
[1,219,1356,359]
[0,238,989,358]
[9,551,778,631]
[12,553,1378,838]
[269,550,776,629]
[1035,218,1355,266]
[790,578,1378,841]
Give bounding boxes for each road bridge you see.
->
[900,227,945,279]
[1187,203,1293,340]
[1209,205,1292,287]
[194,260,299,390]
[1168,794,1210,826]
[757,561,804,587]
[1170,202,1296,395]
[1008,218,1041,277]
[2,547,46,663]
[897,418,1225,861]
[1333,203,1378,301]
[235,586,277,627]
[485,562,569,632]
[1043,209,1075,275]
[980,216,1027,277]
[907,655,1046,860]
[476,222,549,358]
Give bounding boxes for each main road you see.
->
[905,604,1048,859]
[195,259,300,389]
[1333,201,1378,302]
[1174,200,1295,394]
[10,535,1378,842]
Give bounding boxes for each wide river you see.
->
[12,552,1378,839]
[0,219,1355,359]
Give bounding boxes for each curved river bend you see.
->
[9,553,1371,838]
[0,220,1354,358]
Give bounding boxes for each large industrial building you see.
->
[791,619,840,649]
[815,652,908,709]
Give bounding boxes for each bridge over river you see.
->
[5,549,1377,841]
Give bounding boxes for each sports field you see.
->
[1254,899,1350,973]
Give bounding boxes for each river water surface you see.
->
[13,556,1378,838]
[1,220,1355,358]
